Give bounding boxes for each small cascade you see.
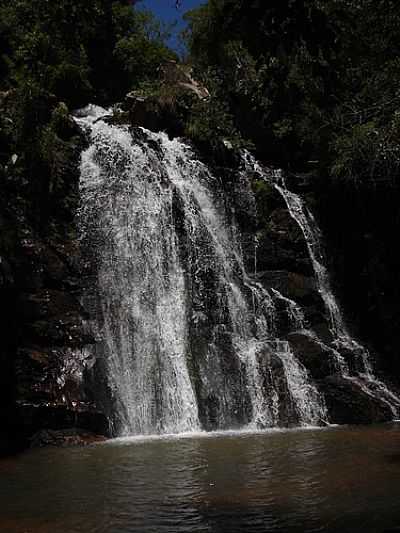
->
[273,178,367,374]
[244,152,400,418]
[77,105,327,435]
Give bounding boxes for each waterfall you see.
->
[243,153,400,418]
[76,105,327,436]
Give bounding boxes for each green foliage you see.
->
[1,83,82,228]
[184,69,248,150]
[185,0,400,184]
[252,180,276,221]
[0,0,176,232]
[39,103,75,193]
[113,34,173,86]
[0,0,174,106]
[184,0,341,166]
[331,115,400,184]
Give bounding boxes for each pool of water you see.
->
[1,424,400,532]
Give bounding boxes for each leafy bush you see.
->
[331,116,400,185]
[184,0,400,183]
[0,0,177,231]
[0,0,174,106]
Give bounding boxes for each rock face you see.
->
[315,180,400,386]
[321,376,393,424]
[158,61,210,100]
[251,181,329,335]
[29,428,107,448]
[0,93,108,455]
[1,84,398,453]
[117,60,210,138]
[80,103,399,435]
[287,332,337,380]
[244,174,400,424]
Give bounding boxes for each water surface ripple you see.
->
[1,425,400,532]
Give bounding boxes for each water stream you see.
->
[244,153,400,417]
[76,106,400,436]
[77,106,326,435]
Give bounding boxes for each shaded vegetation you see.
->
[183,0,400,383]
[0,0,175,231]
[184,0,400,182]
[0,0,174,105]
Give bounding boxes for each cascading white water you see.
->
[77,106,200,435]
[244,152,400,417]
[77,105,327,435]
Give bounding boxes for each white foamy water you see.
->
[77,106,327,435]
[243,151,400,418]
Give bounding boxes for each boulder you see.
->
[18,403,109,446]
[158,60,210,99]
[125,93,168,132]
[119,61,210,137]
[321,375,393,424]
[120,91,188,138]
[256,208,314,275]
[256,270,317,302]
[30,428,106,448]
[288,332,337,379]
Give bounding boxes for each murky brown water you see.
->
[1,424,400,532]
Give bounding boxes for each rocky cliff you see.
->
[1,74,399,453]
[315,179,400,388]
[0,91,108,455]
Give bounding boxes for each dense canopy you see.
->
[184,0,400,181]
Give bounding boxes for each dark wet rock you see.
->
[39,244,78,288]
[321,375,393,424]
[15,346,96,405]
[126,94,171,132]
[0,255,14,287]
[0,91,107,455]
[253,180,314,280]
[190,323,252,431]
[254,268,330,337]
[213,139,239,168]
[313,178,400,386]
[310,322,333,345]
[256,270,317,302]
[129,126,163,155]
[255,214,313,277]
[117,61,209,138]
[18,289,82,322]
[119,90,189,138]
[19,403,109,444]
[287,332,338,379]
[30,428,107,448]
